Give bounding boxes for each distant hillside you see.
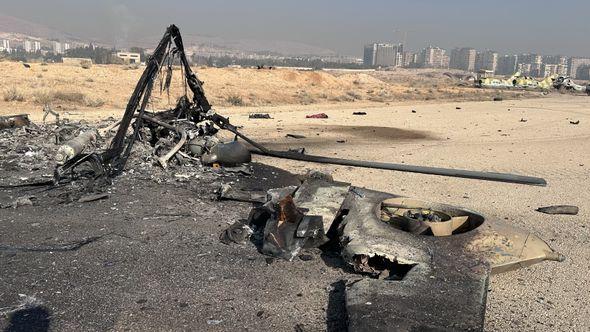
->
[132,33,337,57]
[0,13,77,40]
[0,13,336,57]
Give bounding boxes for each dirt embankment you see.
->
[0,61,535,114]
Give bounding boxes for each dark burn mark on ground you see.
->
[0,164,353,331]
[322,125,434,141]
[257,125,435,150]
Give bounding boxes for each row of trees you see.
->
[191,55,367,70]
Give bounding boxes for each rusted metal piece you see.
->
[0,114,30,130]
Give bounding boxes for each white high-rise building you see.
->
[53,41,63,54]
[34,41,41,52]
[1,39,11,53]
[364,43,404,67]
[23,40,32,53]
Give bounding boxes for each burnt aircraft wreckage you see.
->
[4,25,563,331]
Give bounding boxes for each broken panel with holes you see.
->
[335,188,564,331]
[235,176,565,331]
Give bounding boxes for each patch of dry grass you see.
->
[3,87,25,102]
[225,94,244,106]
[32,90,105,107]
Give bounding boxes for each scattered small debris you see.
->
[294,323,306,332]
[11,196,34,209]
[570,120,580,125]
[219,220,254,244]
[78,193,110,203]
[0,114,31,130]
[520,118,528,122]
[353,112,367,115]
[0,235,105,252]
[299,254,313,261]
[23,63,31,68]
[0,294,43,316]
[305,113,328,119]
[286,134,306,139]
[336,140,346,143]
[411,110,417,113]
[249,113,272,119]
[455,107,461,110]
[493,96,503,101]
[207,319,223,325]
[288,148,306,154]
[42,104,60,124]
[536,205,579,215]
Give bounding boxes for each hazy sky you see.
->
[2,0,590,57]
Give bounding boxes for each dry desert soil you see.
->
[1,63,589,331]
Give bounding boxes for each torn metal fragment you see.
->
[55,130,97,165]
[0,114,30,130]
[286,134,306,139]
[536,205,579,215]
[261,195,327,261]
[305,113,328,119]
[78,193,109,203]
[216,184,266,203]
[249,113,272,119]
[292,178,350,234]
[220,220,254,245]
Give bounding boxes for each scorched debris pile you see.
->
[0,25,568,332]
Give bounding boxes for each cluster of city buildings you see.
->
[364,43,590,79]
[0,38,79,55]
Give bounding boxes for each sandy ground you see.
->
[0,61,531,113]
[1,68,588,330]
[216,95,589,331]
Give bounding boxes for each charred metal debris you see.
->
[0,25,566,331]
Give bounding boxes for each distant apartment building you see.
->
[64,43,71,52]
[496,55,518,75]
[402,51,415,67]
[514,53,542,77]
[1,39,11,53]
[53,41,64,54]
[116,52,141,64]
[541,64,567,77]
[34,41,41,52]
[544,55,568,66]
[568,57,590,79]
[575,65,590,80]
[517,63,533,76]
[449,47,477,71]
[475,50,498,73]
[363,43,403,67]
[23,40,32,53]
[518,53,541,65]
[419,46,447,68]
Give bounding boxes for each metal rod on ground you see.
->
[250,149,547,186]
[212,120,546,186]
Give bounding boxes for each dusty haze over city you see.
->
[1,0,590,57]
